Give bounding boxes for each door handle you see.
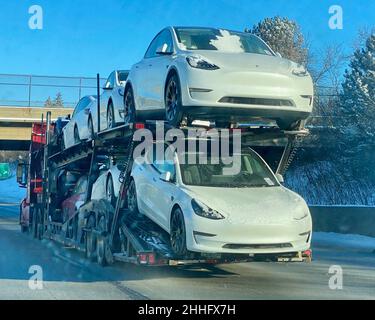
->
[152,177,157,182]
[148,64,153,67]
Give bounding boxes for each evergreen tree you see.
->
[341,34,375,138]
[53,92,64,107]
[248,16,308,65]
[44,96,53,108]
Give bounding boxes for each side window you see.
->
[150,144,176,178]
[104,72,115,89]
[74,177,88,194]
[144,29,174,58]
[73,97,90,117]
[156,29,174,54]
[72,99,83,117]
[144,34,160,59]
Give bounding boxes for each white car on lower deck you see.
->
[127,143,312,257]
[124,26,314,129]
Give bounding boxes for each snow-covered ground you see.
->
[0,174,25,204]
[313,232,375,252]
[286,160,375,206]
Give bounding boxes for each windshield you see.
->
[174,27,274,55]
[179,149,278,188]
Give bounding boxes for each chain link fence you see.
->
[0,74,107,108]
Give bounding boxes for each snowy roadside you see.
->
[0,174,25,204]
[313,232,375,252]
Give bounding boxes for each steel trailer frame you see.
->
[32,109,311,266]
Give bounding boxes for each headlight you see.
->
[186,55,220,70]
[191,199,225,220]
[292,64,308,77]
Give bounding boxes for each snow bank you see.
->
[313,232,375,251]
[0,174,25,204]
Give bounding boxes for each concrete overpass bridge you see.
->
[0,106,73,150]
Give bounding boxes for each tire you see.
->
[170,208,188,258]
[85,215,96,261]
[123,87,136,124]
[32,208,42,240]
[74,126,80,144]
[96,215,113,266]
[106,175,116,208]
[127,179,139,215]
[165,74,183,127]
[107,102,116,129]
[88,117,95,140]
[215,121,231,129]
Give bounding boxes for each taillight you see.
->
[135,123,145,130]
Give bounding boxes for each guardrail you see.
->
[0,73,106,108]
[310,206,375,237]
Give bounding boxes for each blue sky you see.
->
[0,0,374,78]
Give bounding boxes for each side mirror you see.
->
[275,173,284,184]
[103,86,113,91]
[17,162,28,187]
[156,44,173,55]
[66,114,71,120]
[160,171,172,183]
[99,164,108,171]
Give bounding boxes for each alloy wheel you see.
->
[170,209,187,257]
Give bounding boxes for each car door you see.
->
[63,100,82,148]
[146,29,175,110]
[135,31,166,110]
[111,71,128,123]
[75,97,91,139]
[101,72,115,129]
[144,143,178,230]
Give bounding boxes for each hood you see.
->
[183,185,309,224]
[186,50,294,75]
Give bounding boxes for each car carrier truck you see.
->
[17,77,312,267]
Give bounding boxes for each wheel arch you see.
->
[170,203,183,229]
[164,67,180,94]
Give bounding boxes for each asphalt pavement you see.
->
[1,204,374,300]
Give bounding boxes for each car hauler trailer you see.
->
[18,117,312,266]
[17,76,312,266]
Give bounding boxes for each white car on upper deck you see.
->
[124,26,314,129]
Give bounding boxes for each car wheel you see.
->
[106,175,116,208]
[124,87,136,124]
[96,215,112,266]
[165,74,183,127]
[74,126,81,144]
[85,215,96,261]
[170,208,188,258]
[107,102,115,129]
[127,179,139,215]
[88,117,95,140]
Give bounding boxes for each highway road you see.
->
[1,204,374,300]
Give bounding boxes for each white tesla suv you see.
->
[124,27,314,129]
[62,95,97,149]
[127,143,312,257]
[100,70,129,129]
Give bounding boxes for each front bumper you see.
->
[178,65,314,123]
[185,215,312,255]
